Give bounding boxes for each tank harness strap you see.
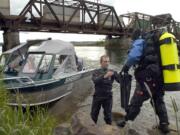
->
[162,64,180,70]
[159,37,176,45]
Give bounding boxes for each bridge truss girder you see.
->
[121,12,180,40]
[0,0,125,36]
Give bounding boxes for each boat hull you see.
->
[7,70,93,106]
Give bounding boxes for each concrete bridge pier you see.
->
[0,0,19,52]
[3,30,20,52]
[106,35,112,40]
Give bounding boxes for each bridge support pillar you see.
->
[3,30,20,52]
[0,0,10,16]
[106,35,112,40]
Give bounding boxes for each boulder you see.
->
[54,123,72,135]
[100,125,122,135]
[71,111,104,135]
[71,111,122,135]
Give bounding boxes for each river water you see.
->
[75,46,127,67]
[1,44,180,134]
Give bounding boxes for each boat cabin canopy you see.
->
[0,43,30,75]
[0,40,46,75]
[19,40,77,80]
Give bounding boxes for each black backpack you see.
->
[136,31,163,81]
[139,31,161,69]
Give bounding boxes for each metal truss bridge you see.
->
[0,0,180,40]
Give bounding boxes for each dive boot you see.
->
[158,123,170,134]
[116,117,126,127]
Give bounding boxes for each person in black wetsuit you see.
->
[91,55,120,125]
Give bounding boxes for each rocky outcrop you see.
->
[71,111,104,135]
[71,111,122,135]
[54,110,180,135]
[54,123,72,135]
[100,125,122,135]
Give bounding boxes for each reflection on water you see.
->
[75,46,105,61]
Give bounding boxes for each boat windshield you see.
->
[22,54,42,74]
[39,55,53,73]
[0,54,7,67]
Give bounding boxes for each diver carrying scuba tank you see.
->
[117,29,173,134]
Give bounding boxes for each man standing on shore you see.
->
[91,55,120,125]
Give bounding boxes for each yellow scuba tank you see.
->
[159,32,180,91]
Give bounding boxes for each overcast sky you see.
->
[0,0,180,43]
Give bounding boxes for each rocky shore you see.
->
[51,64,180,135]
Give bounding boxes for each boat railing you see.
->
[80,66,91,71]
[2,76,35,85]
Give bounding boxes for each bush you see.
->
[0,77,56,135]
